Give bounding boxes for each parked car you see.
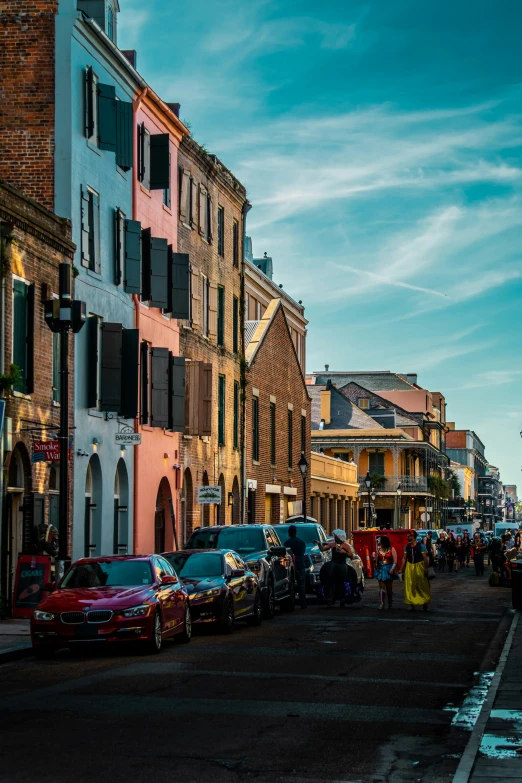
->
[275,519,331,593]
[185,525,295,617]
[162,549,262,632]
[31,555,192,658]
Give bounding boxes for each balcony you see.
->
[358,475,429,493]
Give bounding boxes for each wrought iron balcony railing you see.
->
[358,475,429,493]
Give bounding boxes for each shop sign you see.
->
[13,554,52,618]
[115,432,142,445]
[32,440,60,462]
[197,485,222,504]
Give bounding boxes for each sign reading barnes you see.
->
[115,432,142,445]
[32,440,60,462]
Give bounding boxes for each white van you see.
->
[494,522,520,538]
[445,522,480,538]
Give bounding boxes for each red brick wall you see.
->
[0,2,57,209]
[446,430,466,448]
[246,304,311,524]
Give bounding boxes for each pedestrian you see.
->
[316,530,358,606]
[284,525,308,609]
[455,535,466,572]
[399,530,431,611]
[472,532,487,576]
[446,532,456,573]
[462,531,471,567]
[489,535,503,574]
[514,530,521,551]
[437,531,447,572]
[373,535,398,610]
[424,532,435,568]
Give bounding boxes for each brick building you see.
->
[0,180,75,609]
[177,136,249,539]
[245,299,311,525]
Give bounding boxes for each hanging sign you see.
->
[32,440,60,462]
[115,432,142,445]
[12,554,52,618]
[197,486,222,504]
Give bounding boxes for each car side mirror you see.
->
[231,568,245,577]
[43,582,55,592]
[268,546,287,558]
[160,575,177,586]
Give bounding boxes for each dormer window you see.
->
[358,398,369,409]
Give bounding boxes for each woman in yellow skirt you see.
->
[399,530,431,611]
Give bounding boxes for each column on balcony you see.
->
[329,497,337,530]
[321,496,329,532]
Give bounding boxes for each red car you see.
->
[31,555,191,658]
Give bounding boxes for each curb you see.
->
[452,608,520,783]
[0,643,32,664]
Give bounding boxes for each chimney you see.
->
[325,364,329,372]
[166,102,181,118]
[320,390,331,425]
[122,50,137,69]
[405,373,417,385]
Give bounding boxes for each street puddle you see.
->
[443,672,494,730]
[479,734,522,759]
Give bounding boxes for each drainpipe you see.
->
[240,200,252,524]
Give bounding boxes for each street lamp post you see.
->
[364,472,373,527]
[396,482,402,528]
[298,454,308,523]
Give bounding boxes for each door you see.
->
[225,552,247,616]
[154,509,165,554]
[247,490,255,525]
[264,495,272,525]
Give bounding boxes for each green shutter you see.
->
[97,82,117,152]
[115,99,133,169]
[217,286,224,347]
[85,66,96,140]
[218,374,225,446]
[169,356,185,433]
[115,208,124,286]
[120,328,139,419]
[25,284,34,394]
[233,296,238,354]
[149,133,170,190]
[167,249,190,319]
[91,191,101,274]
[124,219,142,295]
[150,347,169,428]
[12,280,28,393]
[87,315,99,408]
[142,231,168,308]
[100,322,122,412]
[81,186,91,268]
[140,341,149,425]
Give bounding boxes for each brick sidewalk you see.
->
[0,619,32,662]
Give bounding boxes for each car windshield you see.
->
[216,528,266,554]
[276,525,319,544]
[165,552,223,578]
[61,560,153,588]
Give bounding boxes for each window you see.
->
[233,219,239,267]
[358,398,370,409]
[52,330,60,404]
[217,285,225,347]
[163,153,171,208]
[218,374,225,446]
[202,275,209,337]
[140,343,185,431]
[233,296,239,354]
[252,396,259,462]
[288,409,293,468]
[233,381,239,449]
[138,124,150,189]
[140,341,150,425]
[85,69,132,168]
[270,402,276,465]
[199,186,212,241]
[217,206,224,256]
[368,452,385,475]
[301,414,306,454]
[87,317,140,418]
[12,278,34,394]
[81,186,100,273]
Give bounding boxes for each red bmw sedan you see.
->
[31,555,191,658]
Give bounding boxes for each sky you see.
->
[119,0,522,485]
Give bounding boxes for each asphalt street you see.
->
[0,568,513,783]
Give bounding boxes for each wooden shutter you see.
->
[168,249,190,319]
[115,209,124,285]
[179,170,189,222]
[150,347,169,428]
[124,219,142,295]
[100,322,122,412]
[185,361,199,436]
[25,284,34,394]
[149,237,168,309]
[198,186,206,235]
[81,186,91,268]
[90,191,101,274]
[140,341,149,425]
[207,193,213,243]
[218,374,225,445]
[97,82,117,152]
[150,134,170,190]
[138,123,145,182]
[190,267,201,326]
[233,296,239,354]
[169,356,185,432]
[190,178,197,228]
[208,281,218,339]
[120,328,139,419]
[87,315,99,408]
[200,362,212,437]
[115,99,133,169]
[85,66,96,140]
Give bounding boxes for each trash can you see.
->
[510,558,522,610]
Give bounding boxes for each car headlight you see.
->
[122,604,151,618]
[33,610,54,621]
[247,560,263,576]
[190,588,220,601]
[311,552,323,565]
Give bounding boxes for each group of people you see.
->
[373,531,431,611]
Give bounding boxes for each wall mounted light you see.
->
[163,453,170,460]
[92,437,102,451]
[76,449,89,458]
[228,492,234,506]
[120,445,126,458]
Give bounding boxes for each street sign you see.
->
[32,440,60,462]
[421,512,431,523]
[115,432,142,445]
[197,485,222,504]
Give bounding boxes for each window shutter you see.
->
[179,170,189,222]
[233,296,239,354]
[200,362,212,437]
[124,218,142,295]
[150,347,169,428]
[217,286,224,347]
[90,191,101,274]
[100,322,122,412]
[169,356,185,432]
[190,267,201,326]
[141,228,152,301]
[81,186,91,268]
[167,249,190,319]
[97,82,117,152]
[25,284,35,394]
[198,186,206,235]
[140,341,149,425]
[138,123,145,182]
[115,208,124,285]
[87,315,99,408]
[190,178,197,228]
[208,281,218,339]
[207,193,213,243]
[218,374,225,445]
[184,361,198,436]
[149,237,169,309]
[150,133,170,190]
[120,328,139,419]
[115,99,133,169]
[85,66,96,140]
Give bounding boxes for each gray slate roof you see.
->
[309,386,383,430]
[311,372,416,391]
[245,320,260,346]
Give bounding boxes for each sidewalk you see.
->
[0,618,32,663]
[454,609,522,782]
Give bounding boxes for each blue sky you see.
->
[119,0,522,485]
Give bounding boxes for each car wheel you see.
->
[247,590,263,626]
[175,604,192,644]
[281,578,296,612]
[145,609,163,654]
[33,645,54,660]
[219,597,235,634]
[263,579,276,619]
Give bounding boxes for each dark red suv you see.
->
[31,555,191,658]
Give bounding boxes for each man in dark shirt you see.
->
[284,524,307,609]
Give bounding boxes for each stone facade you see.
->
[177,136,247,539]
[0,180,75,607]
[245,300,311,526]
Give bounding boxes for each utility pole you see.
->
[45,263,85,579]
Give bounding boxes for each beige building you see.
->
[310,452,359,534]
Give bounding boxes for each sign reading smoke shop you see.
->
[197,486,222,504]
[32,440,60,462]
